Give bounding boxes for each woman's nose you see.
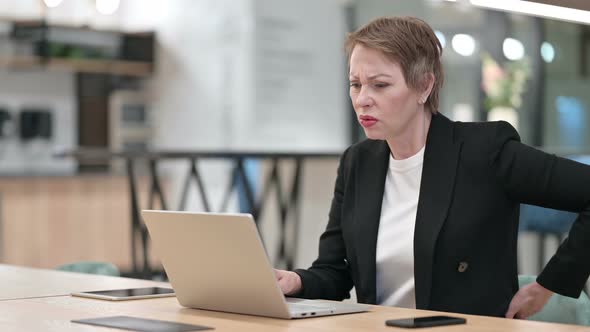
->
[355,88,373,108]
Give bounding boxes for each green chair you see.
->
[518,275,590,326]
[56,261,120,277]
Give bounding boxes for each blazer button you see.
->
[457,261,469,273]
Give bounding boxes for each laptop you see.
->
[141,210,369,319]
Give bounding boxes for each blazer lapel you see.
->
[354,140,389,304]
[414,113,463,309]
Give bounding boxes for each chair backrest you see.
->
[519,204,576,234]
[56,261,120,277]
[519,275,590,326]
[519,155,590,234]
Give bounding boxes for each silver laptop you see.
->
[141,210,369,319]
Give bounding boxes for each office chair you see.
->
[56,261,120,277]
[519,204,576,272]
[518,275,590,326]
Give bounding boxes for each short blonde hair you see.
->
[345,16,444,113]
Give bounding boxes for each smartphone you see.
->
[385,315,466,328]
[71,287,175,301]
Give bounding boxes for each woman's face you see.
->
[349,44,424,141]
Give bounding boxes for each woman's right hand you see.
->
[274,269,303,296]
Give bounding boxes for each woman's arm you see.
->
[491,121,590,297]
[290,147,355,300]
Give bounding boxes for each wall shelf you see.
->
[0,19,155,77]
[0,56,153,77]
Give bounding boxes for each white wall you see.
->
[236,0,348,151]
[124,0,348,153]
[118,0,348,152]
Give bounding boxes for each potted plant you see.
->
[481,52,530,130]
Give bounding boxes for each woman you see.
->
[275,16,590,319]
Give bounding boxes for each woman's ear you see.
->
[420,72,435,103]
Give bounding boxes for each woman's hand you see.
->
[505,281,553,319]
[274,269,303,296]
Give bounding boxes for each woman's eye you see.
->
[349,83,361,89]
[374,83,389,88]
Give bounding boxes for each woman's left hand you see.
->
[505,281,554,319]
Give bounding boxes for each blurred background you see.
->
[0,0,587,291]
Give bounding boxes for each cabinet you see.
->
[0,176,160,271]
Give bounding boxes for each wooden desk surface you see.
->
[0,264,586,331]
[0,296,587,332]
[0,264,169,300]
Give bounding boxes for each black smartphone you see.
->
[385,315,466,328]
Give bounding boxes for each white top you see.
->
[375,145,425,308]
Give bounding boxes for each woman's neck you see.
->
[387,111,432,160]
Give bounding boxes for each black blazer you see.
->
[294,113,590,317]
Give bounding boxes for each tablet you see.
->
[72,316,213,331]
[71,287,175,301]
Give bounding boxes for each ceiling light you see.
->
[452,33,476,56]
[540,42,555,63]
[503,38,525,60]
[96,0,120,15]
[43,0,63,8]
[435,30,447,49]
[470,0,590,25]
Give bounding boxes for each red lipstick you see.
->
[359,115,377,128]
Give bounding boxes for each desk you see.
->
[0,265,586,331]
[1,296,587,332]
[0,264,168,300]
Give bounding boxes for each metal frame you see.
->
[60,149,340,278]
